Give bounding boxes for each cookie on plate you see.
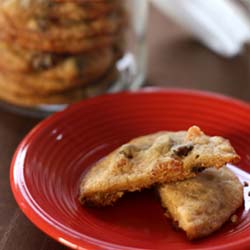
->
[79,126,240,206]
[158,166,243,240]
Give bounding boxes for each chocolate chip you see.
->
[31,53,64,71]
[36,17,49,31]
[46,1,54,8]
[119,145,139,159]
[244,181,249,187]
[75,57,86,72]
[31,54,52,70]
[173,143,194,157]
[248,191,250,197]
[124,152,133,159]
[191,166,206,174]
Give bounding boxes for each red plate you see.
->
[10,88,250,250]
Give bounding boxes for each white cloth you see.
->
[152,0,250,57]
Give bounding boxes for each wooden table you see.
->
[1,7,250,250]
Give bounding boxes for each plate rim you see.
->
[10,88,250,250]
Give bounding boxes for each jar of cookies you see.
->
[0,0,148,116]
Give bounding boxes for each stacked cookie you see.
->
[79,126,243,240]
[0,0,126,107]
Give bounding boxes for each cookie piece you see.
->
[158,166,243,240]
[0,66,118,106]
[79,126,240,206]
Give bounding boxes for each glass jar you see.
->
[0,0,148,116]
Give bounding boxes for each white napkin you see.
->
[152,0,250,57]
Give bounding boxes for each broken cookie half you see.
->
[158,166,243,240]
[79,126,240,206]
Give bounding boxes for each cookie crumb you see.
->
[230,214,238,224]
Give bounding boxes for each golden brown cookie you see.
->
[45,1,124,22]
[0,66,118,106]
[0,47,115,94]
[0,0,126,53]
[1,10,125,38]
[0,28,122,53]
[0,41,114,73]
[158,166,243,240]
[0,40,122,74]
[79,126,240,207]
[1,0,122,22]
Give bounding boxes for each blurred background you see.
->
[0,0,250,116]
[148,0,250,101]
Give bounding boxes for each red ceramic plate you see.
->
[10,88,250,250]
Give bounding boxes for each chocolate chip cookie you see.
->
[0,0,126,53]
[79,126,240,206]
[0,46,115,94]
[158,166,243,239]
[0,65,118,106]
